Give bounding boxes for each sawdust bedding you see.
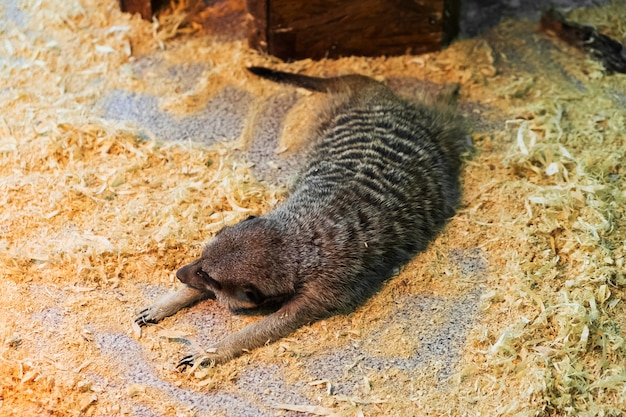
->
[1,0,625,416]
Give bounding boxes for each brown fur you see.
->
[136,67,468,368]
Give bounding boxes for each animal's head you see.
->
[176,216,295,311]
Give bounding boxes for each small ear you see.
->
[176,260,203,287]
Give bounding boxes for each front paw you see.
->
[135,305,165,327]
[177,349,218,371]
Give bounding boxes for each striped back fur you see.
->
[249,67,469,312]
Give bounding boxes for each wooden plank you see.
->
[119,0,152,20]
[246,0,268,53]
[247,0,459,61]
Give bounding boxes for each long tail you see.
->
[247,66,376,93]
[247,66,333,92]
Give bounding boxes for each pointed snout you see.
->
[176,260,202,285]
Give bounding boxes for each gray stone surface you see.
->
[99,86,252,145]
[97,332,271,417]
[459,0,611,37]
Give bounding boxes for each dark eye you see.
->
[244,287,262,304]
[195,269,221,290]
[244,215,257,221]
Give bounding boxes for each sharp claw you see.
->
[177,355,195,370]
[177,353,215,371]
[134,311,157,327]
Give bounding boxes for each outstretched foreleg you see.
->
[136,284,210,325]
[178,289,327,368]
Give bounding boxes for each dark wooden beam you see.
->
[247,0,460,61]
[120,0,152,20]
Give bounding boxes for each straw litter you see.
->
[1,0,625,416]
